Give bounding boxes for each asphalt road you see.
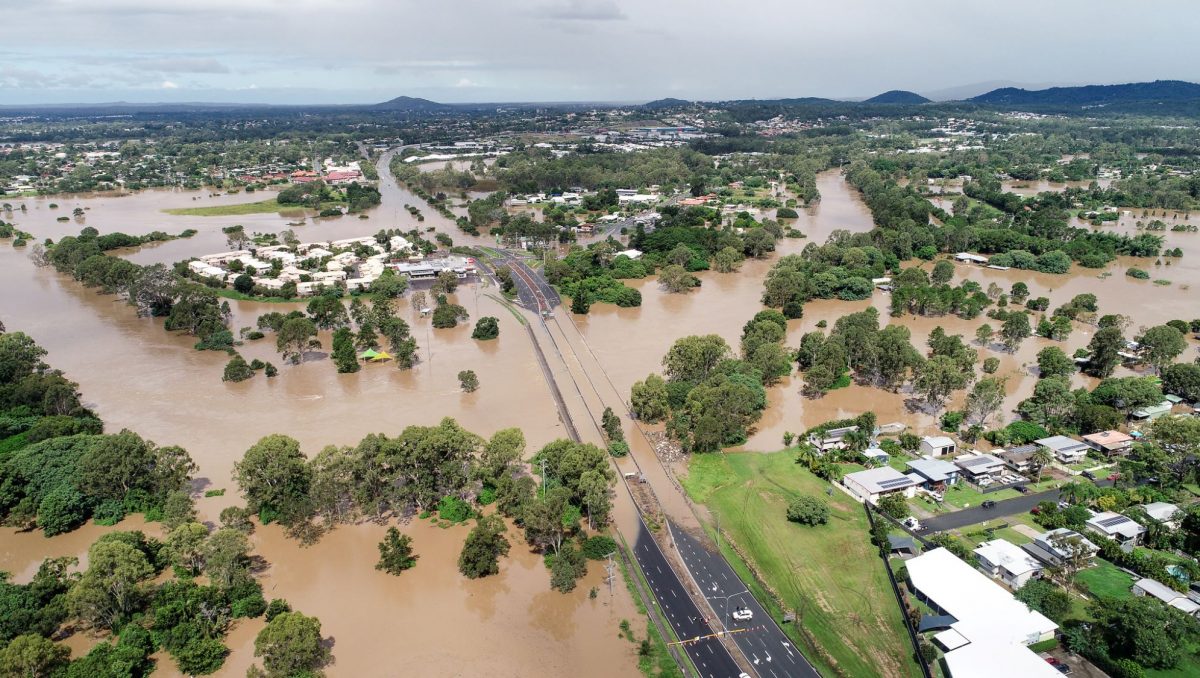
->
[632,522,744,678]
[919,487,1062,532]
[670,523,821,678]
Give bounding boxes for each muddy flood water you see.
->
[0,167,639,675]
[2,161,1198,675]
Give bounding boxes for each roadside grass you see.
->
[682,451,923,678]
[614,532,688,678]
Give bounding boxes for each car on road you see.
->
[731,607,753,622]
[1056,665,1071,675]
[982,500,996,509]
[902,516,922,531]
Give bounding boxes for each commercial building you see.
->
[907,548,1059,678]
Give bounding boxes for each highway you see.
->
[671,523,821,678]
[633,521,744,678]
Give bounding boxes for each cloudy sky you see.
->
[0,0,1195,105]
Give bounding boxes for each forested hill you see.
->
[970,80,1200,106]
[864,90,931,104]
[373,96,454,112]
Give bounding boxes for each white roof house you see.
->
[974,539,1043,588]
[1036,435,1089,463]
[842,466,917,504]
[955,252,989,264]
[616,249,643,260]
[953,454,1006,480]
[1133,578,1200,616]
[908,548,1059,678]
[1085,512,1146,545]
[1140,502,1182,527]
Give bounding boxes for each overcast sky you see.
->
[1,0,1196,105]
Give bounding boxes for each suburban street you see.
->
[921,479,1114,533]
[633,522,744,678]
[671,523,822,678]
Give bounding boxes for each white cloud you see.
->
[160,80,179,89]
[454,78,479,88]
[541,0,626,21]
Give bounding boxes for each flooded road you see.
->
[0,166,639,676]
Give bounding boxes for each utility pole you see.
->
[541,458,548,501]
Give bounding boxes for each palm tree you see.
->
[795,444,819,471]
[1031,447,1054,484]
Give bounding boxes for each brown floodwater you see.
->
[3,161,1197,675]
[0,163,641,674]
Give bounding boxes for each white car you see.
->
[731,607,754,622]
[902,516,922,531]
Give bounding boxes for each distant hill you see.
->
[373,96,453,112]
[969,80,1200,106]
[641,97,690,109]
[863,90,930,104]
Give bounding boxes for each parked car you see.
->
[902,516,923,531]
[1056,665,1071,675]
[1082,470,1098,480]
[1031,505,1042,515]
[1057,501,1071,509]
[731,607,753,621]
[1014,485,1030,494]
[982,500,997,509]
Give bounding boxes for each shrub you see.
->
[1126,268,1150,280]
[581,535,618,560]
[775,207,799,219]
[786,496,830,525]
[436,496,473,523]
[607,440,630,457]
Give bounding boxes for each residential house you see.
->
[842,466,917,504]
[1082,430,1133,456]
[1023,529,1098,569]
[1133,578,1200,617]
[1036,435,1090,464]
[975,539,1044,588]
[954,252,990,264]
[907,548,1060,678]
[954,454,1007,485]
[808,425,858,454]
[919,435,956,457]
[998,444,1039,474]
[1140,502,1183,530]
[907,458,961,490]
[1131,401,1173,421]
[862,447,890,467]
[1085,511,1146,548]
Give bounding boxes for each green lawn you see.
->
[1074,560,1135,602]
[163,198,292,216]
[683,452,923,678]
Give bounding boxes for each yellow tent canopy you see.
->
[369,351,393,362]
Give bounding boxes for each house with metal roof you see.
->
[1082,430,1133,456]
[1133,578,1200,617]
[1140,502,1183,529]
[919,435,956,457]
[954,454,1007,484]
[975,539,1044,588]
[842,466,917,504]
[1036,435,1090,464]
[1131,401,1174,421]
[907,548,1059,678]
[998,444,1040,473]
[1085,511,1146,547]
[907,458,961,489]
[1023,529,1098,569]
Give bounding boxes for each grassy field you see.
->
[682,451,923,678]
[162,198,314,216]
[1074,560,1135,602]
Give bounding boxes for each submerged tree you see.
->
[375,527,417,575]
